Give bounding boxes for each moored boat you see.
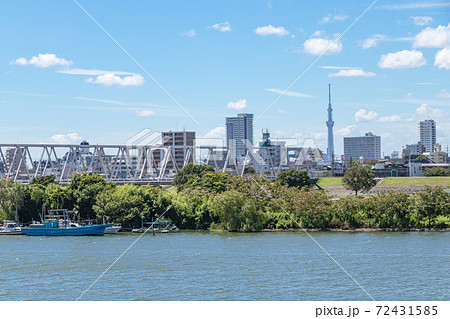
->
[21,209,113,236]
[132,218,179,233]
[0,220,22,235]
[21,222,113,236]
[104,224,122,234]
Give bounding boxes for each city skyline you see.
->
[1,0,449,157]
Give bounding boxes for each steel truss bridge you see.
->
[0,143,325,184]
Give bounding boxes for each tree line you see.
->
[0,164,449,231]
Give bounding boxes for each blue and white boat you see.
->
[21,209,113,236]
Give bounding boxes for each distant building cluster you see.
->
[0,85,448,181]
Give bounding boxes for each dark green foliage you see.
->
[43,183,73,210]
[172,189,213,229]
[19,184,45,223]
[173,163,214,190]
[342,161,377,195]
[67,173,114,220]
[243,166,256,174]
[414,186,450,228]
[196,172,229,193]
[276,169,311,189]
[423,167,450,177]
[2,172,450,231]
[30,175,57,186]
[209,190,264,232]
[0,178,24,221]
[93,184,169,228]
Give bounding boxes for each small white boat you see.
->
[104,224,121,234]
[0,220,22,235]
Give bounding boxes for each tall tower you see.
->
[326,84,335,163]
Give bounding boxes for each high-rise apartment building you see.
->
[343,132,381,163]
[418,119,436,153]
[153,130,195,171]
[226,113,254,160]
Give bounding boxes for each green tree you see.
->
[44,183,72,210]
[365,159,378,166]
[19,184,46,223]
[30,175,57,186]
[276,169,311,189]
[196,171,229,193]
[173,163,214,190]
[67,173,113,220]
[93,184,148,228]
[423,167,450,177]
[414,186,450,228]
[342,162,377,196]
[209,190,264,232]
[0,178,25,221]
[243,166,256,174]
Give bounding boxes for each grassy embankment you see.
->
[316,178,343,187]
[380,177,450,186]
[317,177,450,188]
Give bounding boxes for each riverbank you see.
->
[260,227,450,232]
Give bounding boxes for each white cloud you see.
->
[203,126,226,139]
[414,23,450,48]
[265,88,313,98]
[50,133,83,144]
[411,16,434,26]
[354,109,403,123]
[12,53,72,68]
[255,25,290,36]
[416,103,448,119]
[277,109,288,115]
[378,49,426,69]
[57,68,134,75]
[136,110,156,117]
[378,115,402,122]
[181,29,196,37]
[328,68,376,77]
[434,48,450,69]
[197,127,226,147]
[209,22,231,32]
[303,37,342,55]
[354,109,378,122]
[86,73,145,87]
[312,30,324,37]
[336,125,357,136]
[359,34,387,49]
[437,89,450,98]
[227,99,247,110]
[319,13,348,24]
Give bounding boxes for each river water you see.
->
[0,231,448,301]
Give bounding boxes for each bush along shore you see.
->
[1,166,449,232]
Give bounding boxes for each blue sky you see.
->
[1,0,449,158]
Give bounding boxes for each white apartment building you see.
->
[418,119,436,153]
[343,132,381,163]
